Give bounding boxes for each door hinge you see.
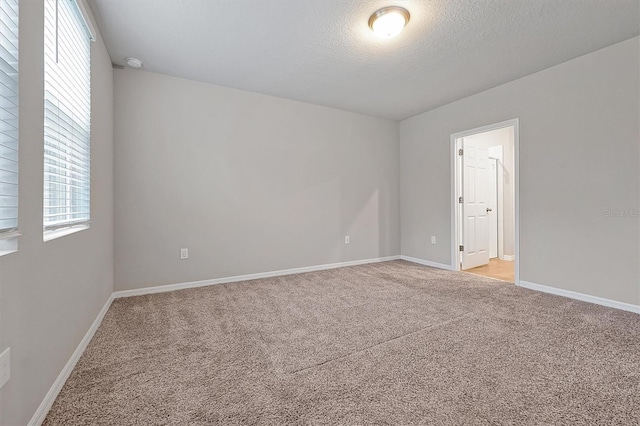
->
[458,196,463,204]
[459,245,464,252]
[458,148,463,156]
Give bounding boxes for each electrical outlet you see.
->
[344,236,350,244]
[0,348,10,389]
[180,248,188,260]
[431,236,437,244]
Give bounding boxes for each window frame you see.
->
[0,0,19,256]
[43,0,95,241]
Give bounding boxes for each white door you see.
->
[488,159,498,258]
[461,139,490,270]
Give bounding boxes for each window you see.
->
[0,0,19,254]
[44,0,92,239]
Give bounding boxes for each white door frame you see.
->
[450,118,520,284]
[487,156,499,259]
[487,146,505,260]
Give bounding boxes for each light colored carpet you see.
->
[44,260,640,425]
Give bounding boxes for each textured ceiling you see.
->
[89,0,640,120]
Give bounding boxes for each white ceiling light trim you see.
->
[368,6,410,39]
[125,57,143,68]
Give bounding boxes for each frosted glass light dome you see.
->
[369,6,410,39]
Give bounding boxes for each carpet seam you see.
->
[287,311,475,375]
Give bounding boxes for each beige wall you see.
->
[400,37,640,305]
[113,69,400,291]
[0,1,114,425]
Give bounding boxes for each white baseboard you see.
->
[518,280,640,314]
[400,255,453,271]
[113,255,401,298]
[28,294,115,426]
[500,255,515,261]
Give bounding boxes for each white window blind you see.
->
[0,0,18,240]
[44,0,91,234]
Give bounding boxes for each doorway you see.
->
[451,119,519,283]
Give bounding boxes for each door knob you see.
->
[486,208,493,212]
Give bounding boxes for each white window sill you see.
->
[0,232,19,257]
[44,225,90,242]
[0,248,17,257]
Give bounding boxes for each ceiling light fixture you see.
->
[125,57,143,68]
[368,6,410,39]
